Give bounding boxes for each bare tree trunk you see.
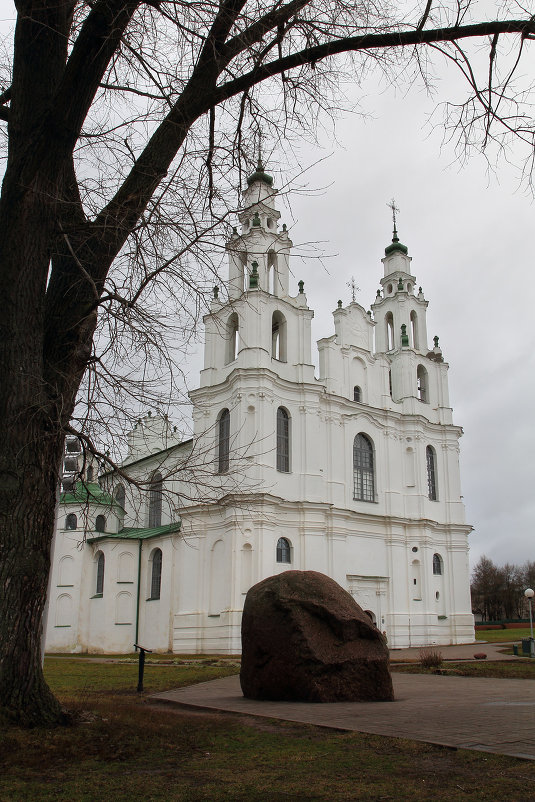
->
[0,172,70,725]
[0,477,66,726]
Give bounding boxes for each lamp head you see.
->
[525,588,535,599]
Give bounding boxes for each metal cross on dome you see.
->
[387,198,400,235]
[347,276,360,302]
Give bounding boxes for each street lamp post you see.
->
[525,588,535,658]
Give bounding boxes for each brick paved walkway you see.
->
[152,662,535,760]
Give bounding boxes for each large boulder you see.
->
[240,570,394,702]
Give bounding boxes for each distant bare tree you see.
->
[1,0,535,726]
[471,556,534,621]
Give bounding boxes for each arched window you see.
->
[410,310,419,349]
[417,365,428,403]
[353,433,375,502]
[95,552,105,595]
[150,548,162,599]
[95,514,106,533]
[225,312,239,364]
[353,385,361,402]
[276,537,291,563]
[433,553,443,575]
[217,409,230,473]
[267,251,278,295]
[114,483,126,510]
[87,466,94,481]
[276,407,290,473]
[148,471,163,527]
[385,312,394,350]
[272,311,287,361]
[426,445,438,500]
[65,513,77,530]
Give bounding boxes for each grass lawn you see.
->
[391,660,535,679]
[1,657,535,801]
[475,627,533,642]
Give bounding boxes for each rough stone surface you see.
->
[240,570,394,702]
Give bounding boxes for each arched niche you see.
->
[58,555,75,586]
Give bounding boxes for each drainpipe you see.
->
[135,539,142,646]
[42,485,61,665]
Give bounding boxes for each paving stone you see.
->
[152,668,535,761]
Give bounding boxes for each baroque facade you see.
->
[45,164,475,653]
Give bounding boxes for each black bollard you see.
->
[134,643,153,692]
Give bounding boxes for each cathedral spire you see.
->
[385,198,408,256]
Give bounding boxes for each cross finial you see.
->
[346,276,360,303]
[387,198,400,239]
[257,134,263,170]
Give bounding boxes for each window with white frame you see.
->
[353,433,375,502]
[276,407,290,473]
[433,553,443,575]
[95,552,105,595]
[149,548,162,599]
[217,409,230,473]
[148,472,163,527]
[65,513,77,530]
[276,537,291,563]
[426,445,438,500]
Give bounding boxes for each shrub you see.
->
[418,648,443,669]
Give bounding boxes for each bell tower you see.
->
[199,162,315,388]
[227,160,292,299]
[371,202,429,355]
[371,206,450,418]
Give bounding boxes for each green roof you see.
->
[61,481,116,507]
[88,521,181,542]
[385,227,408,256]
[247,160,273,188]
[385,239,408,256]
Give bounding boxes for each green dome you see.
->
[385,229,408,256]
[247,161,273,188]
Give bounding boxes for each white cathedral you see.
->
[45,163,475,654]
